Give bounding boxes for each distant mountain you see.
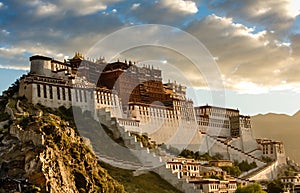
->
[251,111,300,163]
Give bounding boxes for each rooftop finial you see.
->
[72,52,84,60]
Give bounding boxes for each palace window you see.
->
[43,85,47,98]
[37,84,41,97]
[75,89,78,102]
[57,87,60,100]
[49,86,53,99]
[270,146,273,154]
[79,90,82,102]
[84,90,87,102]
[62,88,66,100]
[68,88,72,101]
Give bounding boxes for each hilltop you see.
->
[0,94,181,193]
[0,96,125,193]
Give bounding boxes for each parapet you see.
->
[29,55,52,61]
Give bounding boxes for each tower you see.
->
[29,55,52,76]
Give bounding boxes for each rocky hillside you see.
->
[0,97,125,193]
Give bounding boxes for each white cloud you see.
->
[0,2,3,8]
[0,47,26,56]
[160,0,198,14]
[36,2,57,16]
[233,81,269,94]
[1,29,10,35]
[0,64,29,71]
[75,4,107,16]
[186,14,296,90]
[287,0,300,17]
[131,3,140,10]
[27,0,113,16]
[207,0,299,35]
[126,0,198,25]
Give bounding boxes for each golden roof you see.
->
[72,52,84,60]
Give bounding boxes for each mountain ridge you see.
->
[251,111,300,163]
[252,109,300,117]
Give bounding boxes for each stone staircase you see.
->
[242,160,286,181]
[205,134,266,166]
[246,148,261,155]
[287,157,300,172]
[96,108,198,193]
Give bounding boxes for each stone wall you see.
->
[248,161,282,181]
[240,126,259,153]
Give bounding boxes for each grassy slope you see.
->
[99,162,182,193]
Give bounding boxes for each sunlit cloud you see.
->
[287,0,300,17]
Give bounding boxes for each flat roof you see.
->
[30,55,52,61]
[195,105,239,112]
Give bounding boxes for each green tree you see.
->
[238,160,257,172]
[267,180,284,193]
[221,166,241,177]
[235,183,266,193]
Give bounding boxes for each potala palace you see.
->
[15,53,296,192]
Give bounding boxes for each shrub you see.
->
[19,116,30,128]
[236,183,266,193]
[221,166,241,177]
[238,160,257,172]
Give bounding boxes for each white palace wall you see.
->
[200,125,231,138]
[94,90,124,121]
[126,100,199,150]
[19,78,95,113]
[240,126,259,153]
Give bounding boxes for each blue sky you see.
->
[1,0,300,115]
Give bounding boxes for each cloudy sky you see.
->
[1,0,300,115]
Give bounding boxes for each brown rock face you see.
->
[0,99,125,193]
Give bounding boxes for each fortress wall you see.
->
[19,79,33,103]
[227,147,265,167]
[198,135,229,159]
[198,134,265,167]
[228,137,243,150]
[30,58,52,76]
[249,149,263,159]
[71,88,95,112]
[33,84,72,109]
[275,149,287,165]
[119,120,140,133]
[147,118,180,145]
[186,131,205,152]
[125,101,199,150]
[95,91,123,118]
[205,127,230,138]
[164,119,198,151]
[20,79,95,113]
[240,127,259,153]
[249,161,280,181]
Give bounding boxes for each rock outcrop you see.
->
[0,99,125,193]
